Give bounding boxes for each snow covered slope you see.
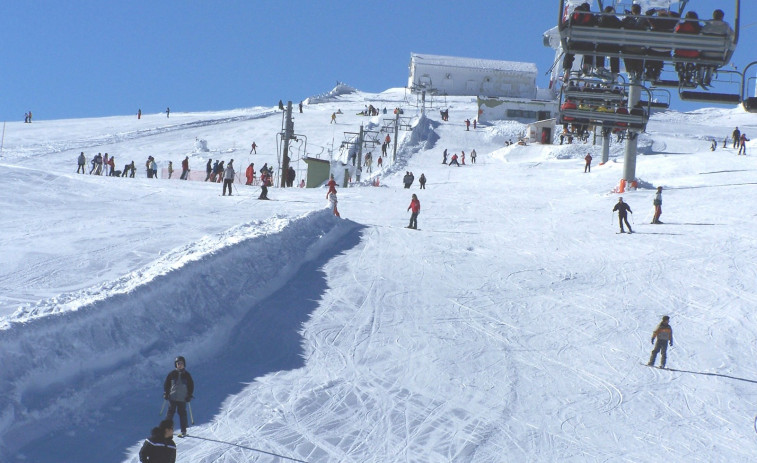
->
[1,88,757,462]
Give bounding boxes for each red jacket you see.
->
[408,198,420,213]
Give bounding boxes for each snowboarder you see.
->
[419,173,426,189]
[584,153,592,173]
[328,190,340,217]
[330,112,336,124]
[407,194,420,229]
[77,152,86,174]
[180,156,189,180]
[138,419,176,463]
[732,127,741,148]
[222,160,235,196]
[163,356,194,438]
[651,186,663,224]
[648,315,673,368]
[250,142,257,154]
[612,197,633,233]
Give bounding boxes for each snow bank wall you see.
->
[0,210,361,458]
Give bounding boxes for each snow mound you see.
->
[304,82,358,105]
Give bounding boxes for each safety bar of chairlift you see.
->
[560,109,648,125]
[678,91,741,104]
[563,29,733,66]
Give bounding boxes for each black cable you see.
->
[184,434,310,462]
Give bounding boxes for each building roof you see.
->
[410,53,538,74]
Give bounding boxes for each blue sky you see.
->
[2,1,755,121]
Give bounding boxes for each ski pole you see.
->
[160,399,167,416]
[188,402,194,425]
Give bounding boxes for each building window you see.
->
[507,109,538,119]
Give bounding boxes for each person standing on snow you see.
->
[407,194,420,229]
[612,197,633,233]
[205,159,213,181]
[330,112,336,124]
[470,149,477,164]
[465,119,470,131]
[166,107,170,118]
[419,173,426,189]
[738,133,748,155]
[732,127,741,148]
[222,160,235,196]
[245,163,254,185]
[442,149,448,165]
[250,142,257,154]
[180,156,189,180]
[168,161,174,179]
[77,152,86,174]
[163,356,194,438]
[138,108,142,119]
[328,189,340,217]
[138,419,176,463]
[584,153,593,173]
[648,315,673,368]
[449,153,460,167]
[651,186,663,224]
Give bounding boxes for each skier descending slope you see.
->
[612,197,633,233]
[648,316,673,368]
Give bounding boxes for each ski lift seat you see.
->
[562,26,733,66]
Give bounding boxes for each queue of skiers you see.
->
[74,152,301,193]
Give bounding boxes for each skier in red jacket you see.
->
[406,194,420,229]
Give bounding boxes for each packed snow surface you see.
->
[1,87,757,462]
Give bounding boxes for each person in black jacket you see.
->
[163,356,194,437]
[612,197,633,233]
[139,419,176,463]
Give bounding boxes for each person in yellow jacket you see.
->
[648,315,673,368]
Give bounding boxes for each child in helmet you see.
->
[163,356,194,437]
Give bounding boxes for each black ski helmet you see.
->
[175,356,186,367]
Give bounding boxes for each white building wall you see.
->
[408,54,538,99]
